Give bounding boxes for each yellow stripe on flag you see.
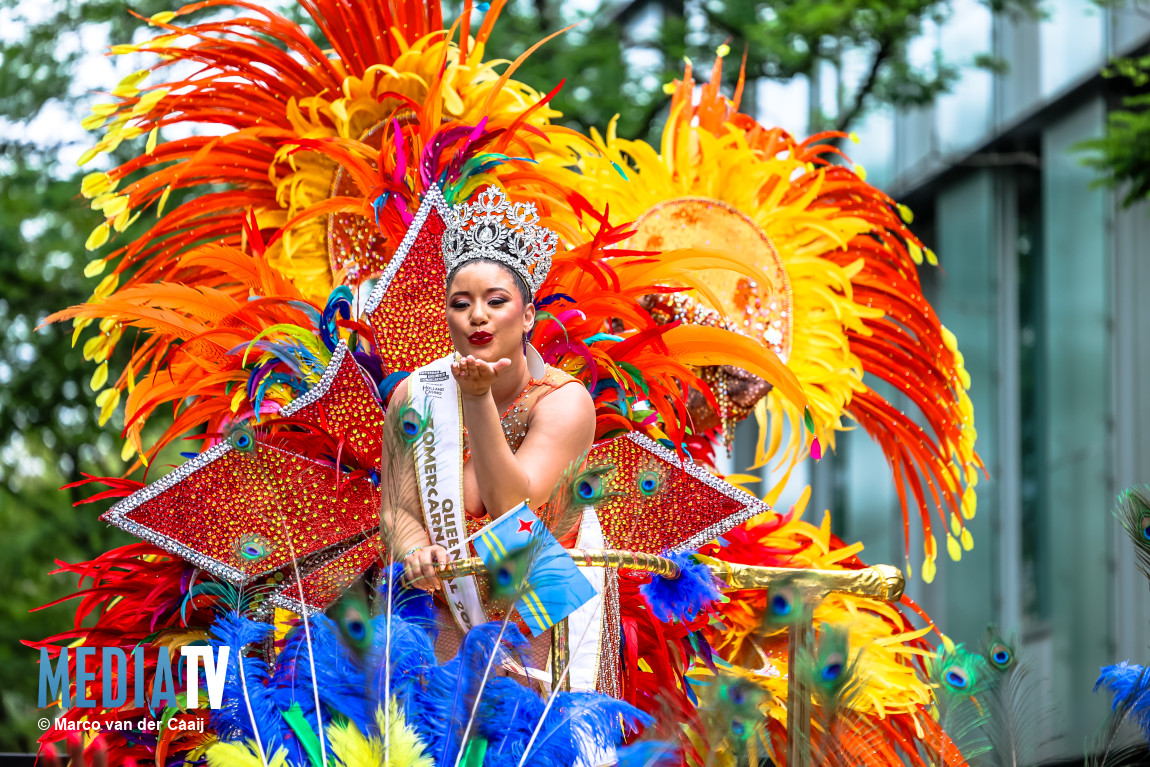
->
[520,588,548,629]
[525,589,553,629]
[480,530,508,558]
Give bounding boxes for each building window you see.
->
[1016,167,1049,627]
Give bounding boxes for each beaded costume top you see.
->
[463,364,581,461]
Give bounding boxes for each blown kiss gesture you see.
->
[452,353,512,397]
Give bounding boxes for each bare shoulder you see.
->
[531,382,595,432]
[389,375,410,404]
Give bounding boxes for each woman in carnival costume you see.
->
[381,184,602,678]
[32,0,987,764]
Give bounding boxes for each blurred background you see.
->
[1,0,1148,762]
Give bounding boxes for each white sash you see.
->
[567,510,606,693]
[409,354,486,631]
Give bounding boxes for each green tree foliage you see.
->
[485,0,1043,140]
[0,0,175,750]
[1079,55,1150,208]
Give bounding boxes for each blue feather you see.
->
[372,192,391,229]
[320,287,354,351]
[378,562,438,632]
[208,612,303,764]
[379,370,411,404]
[535,293,576,308]
[272,615,373,733]
[233,342,307,379]
[615,741,681,766]
[477,682,651,766]
[201,589,659,767]
[581,333,625,345]
[591,379,629,416]
[640,550,724,623]
[1096,661,1150,735]
[411,622,529,763]
[286,300,323,329]
[254,372,301,418]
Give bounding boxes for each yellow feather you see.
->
[325,700,434,767]
[205,742,290,767]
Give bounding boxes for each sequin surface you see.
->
[590,432,772,553]
[364,188,455,372]
[270,537,381,614]
[105,443,376,583]
[283,342,384,469]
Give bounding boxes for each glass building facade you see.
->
[713,1,1150,759]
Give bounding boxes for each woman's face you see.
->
[445,261,535,362]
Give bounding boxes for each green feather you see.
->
[1115,484,1150,579]
[930,643,991,762]
[484,541,539,601]
[764,574,814,628]
[459,737,488,767]
[283,702,325,767]
[396,404,429,445]
[618,361,651,396]
[802,624,853,698]
[692,667,771,757]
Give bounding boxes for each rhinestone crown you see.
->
[442,185,557,297]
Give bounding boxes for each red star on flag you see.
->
[517,517,536,534]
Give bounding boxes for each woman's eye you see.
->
[450,301,469,309]
[489,299,506,307]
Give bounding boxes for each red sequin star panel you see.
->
[271,537,381,613]
[365,206,453,373]
[589,433,771,553]
[104,444,376,582]
[284,343,385,471]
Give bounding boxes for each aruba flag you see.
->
[471,503,596,637]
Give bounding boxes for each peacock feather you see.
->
[928,638,991,766]
[1115,485,1150,580]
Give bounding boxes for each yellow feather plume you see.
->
[325,700,434,767]
[205,742,291,767]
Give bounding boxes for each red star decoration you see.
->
[587,432,773,554]
[104,192,457,614]
[517,517,536,534]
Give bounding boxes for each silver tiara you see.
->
[442,185,557,297]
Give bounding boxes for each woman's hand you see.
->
[451,354,511,397]
[404,543,448,592]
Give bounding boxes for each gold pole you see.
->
[435,552,904,604]
[706,561,905,602]
[550,618,571,694]
[786,616,814,767]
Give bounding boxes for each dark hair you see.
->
[445,258,532,307]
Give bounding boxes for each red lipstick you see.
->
[468,331,493,346]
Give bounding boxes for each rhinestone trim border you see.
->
[363,185,452,322]
[619,432,774,552]
[102,342,370,586]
